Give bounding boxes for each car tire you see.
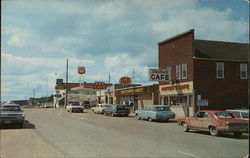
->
[148,118,152,122]
[209,126,219,136]
[233,131,243,137]
[182,122,189,132]
[136,114,141,120]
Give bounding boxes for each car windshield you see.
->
[154,107,170,111]
[215,112,235,118]
[71,103,80,106]
[241,112,249,119]
[0,106,22,112]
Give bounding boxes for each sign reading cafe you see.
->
[148,68,171,81]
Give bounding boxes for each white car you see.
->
[91,104,108,114]
[66,102,84,113]
[227,109,249,120]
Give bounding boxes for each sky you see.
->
[1,0,249,101]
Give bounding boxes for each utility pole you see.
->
[33,88,35,98]
[108,72,111,84]
[65,58,68,108]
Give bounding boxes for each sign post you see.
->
[78,66,86,104]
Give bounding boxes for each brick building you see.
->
[158,29,248,115]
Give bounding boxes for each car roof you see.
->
[145,105,170,108]
[227,109,249,113]
[198,110,230,113]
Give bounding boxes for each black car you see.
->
[104,104,130,117]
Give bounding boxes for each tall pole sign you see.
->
[78,66,85,103]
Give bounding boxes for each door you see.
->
[190,112,205,129]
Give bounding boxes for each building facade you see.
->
[158,29,248,116]
[115,84,159,111]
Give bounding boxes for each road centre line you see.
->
[178,151,200,158]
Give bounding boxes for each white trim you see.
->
[240,63,248,79]
[193,57,247,62]
[216,62,224,79]
[182,63,188,79]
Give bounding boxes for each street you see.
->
[0,108,249,158]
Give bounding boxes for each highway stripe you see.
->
[178,151,200,158]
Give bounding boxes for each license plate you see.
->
[5,120,12,124]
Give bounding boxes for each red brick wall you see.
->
[158,31,194,85]
[193,59,248,110]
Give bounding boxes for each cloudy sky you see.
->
[1,0,249,101]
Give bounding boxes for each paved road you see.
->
[0,108,249,158]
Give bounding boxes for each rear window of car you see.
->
[215,112,235,118]
[1,106,21,111]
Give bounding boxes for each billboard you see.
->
[119,76,132,85]
[149,68,171,81]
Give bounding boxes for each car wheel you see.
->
[148,118,152,122]
[209,126,219,136]
[233,131,243,137]
[136,114,141,120]
[182,122,189,132]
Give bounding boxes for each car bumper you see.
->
[114,113,129,116]
[72,108,84,112]
[217,127,248,132]
[0,119,24,125]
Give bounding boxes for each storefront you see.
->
[115,85,159,112]
[159,81,193,107]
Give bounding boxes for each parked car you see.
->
[226,109,249,120]
[66,102,84,113]
[0,103,25,127]
[178,110,249,137]
[44,103,53,108]
[104,104,129,117]
[91,103,108,114]
[135,105,175,122]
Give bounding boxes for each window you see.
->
[182,64,187,79]
[216,62,224,78]
[240,64,247,79]
[176,64,181,80]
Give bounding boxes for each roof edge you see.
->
[158,29,194,45]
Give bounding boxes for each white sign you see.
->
[197,100,208,106]
[149,68,171,81]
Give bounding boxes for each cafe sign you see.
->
[149,68,171,81]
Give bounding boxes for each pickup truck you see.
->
[135,105,175,122]
[66,102,84,113]
[91,104,108,114]
[177,110,249,137]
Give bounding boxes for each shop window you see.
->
[182,64,187,79]
[216,62,224,79]
[240,63,247,79]
[176,64,181,80]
